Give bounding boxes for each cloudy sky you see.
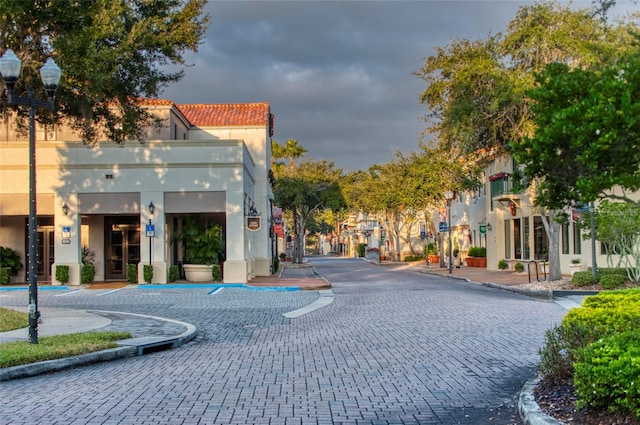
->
[161,0,636,172]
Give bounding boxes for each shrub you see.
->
[81,264,95,284]
[572,271,599,287]
[168,265,179,283]
[143,265,153,284]
[497,259,508,270]
[55,265,70,284]
[357,243,366,258]
[403,255,423,261]
[0,267,11,285]
[514,262,525,273]
[279,252,286,261]
[211,264,222,281]
[468,246,486,257]
[0,246,23,276]
[273,257,280,273]
[538,325,574,385]
[574,328,640,418]
[600,273,627,289]
[427,243,438,255]
[126,263,138,284]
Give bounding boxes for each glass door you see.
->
[25,225,54,282]
[105,217,140,280]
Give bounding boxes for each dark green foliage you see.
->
[273,257,280,274]
[0,247,23,276]
[168,265,179,283]
[427,243,438,256]
[572,271,600,287]
[81,264,95,284]
[0,0,209,145]
[600,273,627,290]
[498,259,508,270]
[467,246,486,257]
[357,243,366,258]
[172,217,224,265]
[211,265,221,282]
[55,265,69,284]
[574,328,640,418]
[514,262,525,273]
[0,268,11,285]
[126,264,138,284]
[143,265,153,284]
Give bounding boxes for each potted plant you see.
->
[466,246,487,267]
[568,258,583,276]
[173,216,224,282]
[427,243,439,265]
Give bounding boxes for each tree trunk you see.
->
[542,212,562,281]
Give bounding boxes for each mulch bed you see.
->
[535,376,638,424]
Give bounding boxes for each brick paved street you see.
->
[0,257,568,424]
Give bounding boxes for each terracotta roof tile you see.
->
[176,103,270,127]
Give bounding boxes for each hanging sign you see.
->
[479,224,487,234]
[438,222,448,232]
[247,216,261,231]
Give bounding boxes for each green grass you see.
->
[0,307,29,332]
[0,331,132,368]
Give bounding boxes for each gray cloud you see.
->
[161,0,634,171]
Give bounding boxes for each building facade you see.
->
[0,100,275,285]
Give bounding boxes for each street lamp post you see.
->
[444,190,455,274]
[0,49,61,344]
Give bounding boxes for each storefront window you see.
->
[533,216,549,261]
[504,220,511,259]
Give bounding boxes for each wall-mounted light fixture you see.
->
[487,223,492,232]
[148,201,155,215]
[62,203,69,216]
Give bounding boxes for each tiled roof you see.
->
[176,103,270,127]
[139,98,174,106]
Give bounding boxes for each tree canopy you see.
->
[512,50,640,209]
[0,0,209,144]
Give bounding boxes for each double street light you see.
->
[0,49,62,344]
[444,190,455,274]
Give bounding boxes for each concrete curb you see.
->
[518,377,565,425]
[0,311,197,382]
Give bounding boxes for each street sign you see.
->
[146,224,155,237]
[439,222,447,232]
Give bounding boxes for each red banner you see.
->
[273,223,284,238]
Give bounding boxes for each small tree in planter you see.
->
[466,246,487,267]
[172,216,224,282]
[427,243,440,264]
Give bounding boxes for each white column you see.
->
[52,193,81,285]
[140,192,167,283]
[224,189,248,283]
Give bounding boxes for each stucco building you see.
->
[0,100,275,285]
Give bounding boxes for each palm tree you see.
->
[271,140,287,172]
[285,139,307,173]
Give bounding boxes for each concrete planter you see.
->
[465,257,487,267]
[183,264,213,282]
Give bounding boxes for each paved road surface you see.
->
[0,257,569,425]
